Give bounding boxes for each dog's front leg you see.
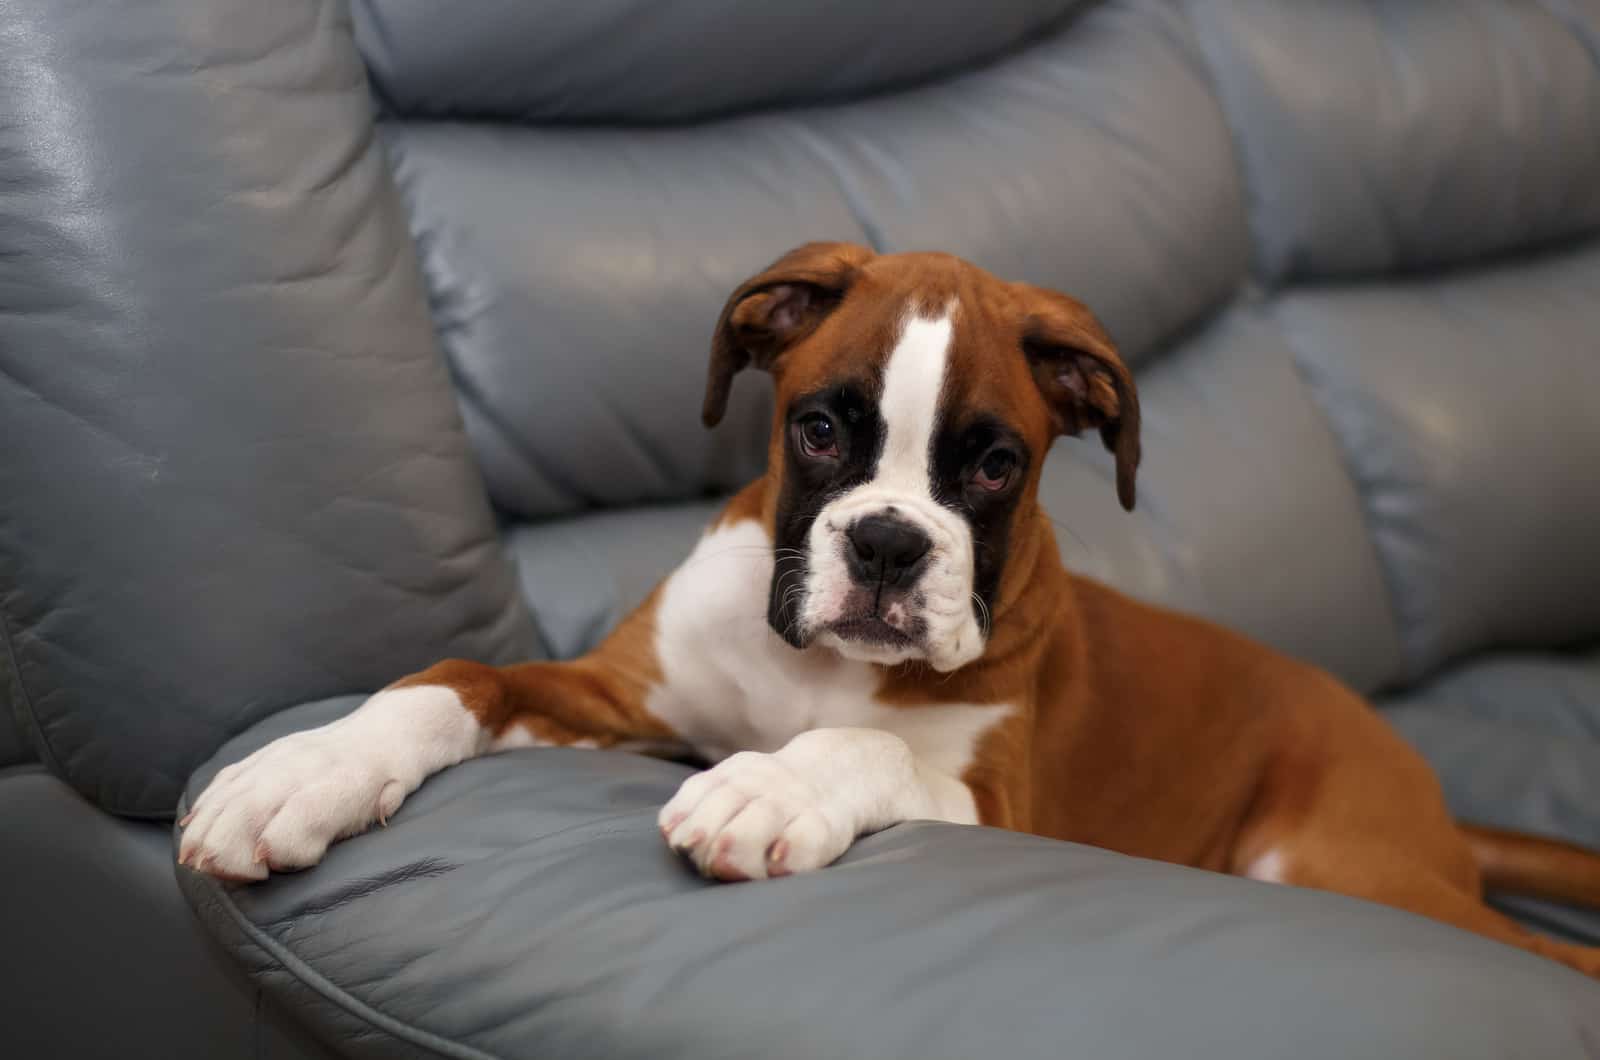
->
[179,657,672,881]
[657,727,977,881]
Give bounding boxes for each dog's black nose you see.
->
[846,516,931,589]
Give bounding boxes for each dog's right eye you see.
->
[796,414,840,459]
[973,448,1017,492]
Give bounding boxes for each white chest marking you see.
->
[647,519,1008,773]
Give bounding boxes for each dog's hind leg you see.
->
[1261,839,1600,979]
[1236,747,1600,980]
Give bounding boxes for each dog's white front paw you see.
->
[178,685,480,881]
[177,726,401,881]
[656,750,854,881]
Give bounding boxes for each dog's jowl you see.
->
[180,242,1600,979]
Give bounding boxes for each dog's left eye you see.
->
[796,414,840,459]
[973,449,1016,492]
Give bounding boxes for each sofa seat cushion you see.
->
[1383,644,1600,944]
[179,699,1600,1060]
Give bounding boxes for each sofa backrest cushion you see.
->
[1041,303,1407,694]
[0,0,540,816]
[367,0,1249,520]
[355,0,1094,125]
[1279,244,1600,681]
[1193,0,1600,284]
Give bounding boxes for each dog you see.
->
[180,242,1600,978]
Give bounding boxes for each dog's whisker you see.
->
[971,592,992,639]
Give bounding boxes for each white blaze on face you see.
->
[876,312,955,495]
[801,303,986,672]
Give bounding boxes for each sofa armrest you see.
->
[177,699,1600,1060]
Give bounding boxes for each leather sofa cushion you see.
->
[1280,240,1600,681]
[1041,302,1404,693]
[1193,0,1600,283]
[0,0,539,816]
[0,766,335,1060]
[353,0,1092,124]
[180,698,1600,1060]
[382,0,1247,518]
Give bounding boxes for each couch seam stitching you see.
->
[193,862,498,1060]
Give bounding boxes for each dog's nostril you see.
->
[847,516,932,584]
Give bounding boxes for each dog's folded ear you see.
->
[703,241,875,427]
[1016,285,1141,512]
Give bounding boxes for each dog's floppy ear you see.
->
[703,241,875,427]
[1016,285,1141,511]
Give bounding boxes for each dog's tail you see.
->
[1460,823,1600,909]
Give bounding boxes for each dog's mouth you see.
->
[826,614,917,649]
[821,587,927,652]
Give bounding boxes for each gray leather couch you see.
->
[4,1,1599,1057]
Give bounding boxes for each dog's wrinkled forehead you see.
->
[773,255,1047,443]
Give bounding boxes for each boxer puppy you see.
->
[180,243,1600,978]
